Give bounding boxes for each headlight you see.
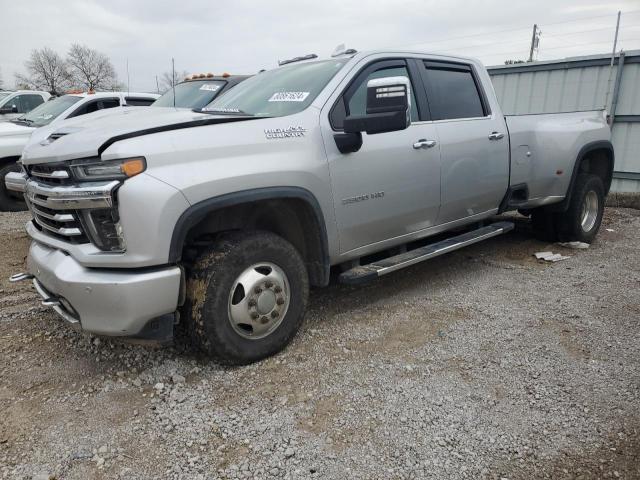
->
[71,157,146,181]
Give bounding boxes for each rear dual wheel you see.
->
[182,231,309,365]
[531,173,604,243]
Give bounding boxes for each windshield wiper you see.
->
[11,118,32,126]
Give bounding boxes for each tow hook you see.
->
[9,272,34,283]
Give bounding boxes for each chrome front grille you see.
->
[28,165,73,185]
[24,179,120,245]
[30,204,85,240]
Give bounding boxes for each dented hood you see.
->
[21,107,251,165]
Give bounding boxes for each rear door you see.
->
[321,57,441,254]
[419,60,509,224]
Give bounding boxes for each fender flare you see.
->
[168,186,330,286]
[553,140,614,212]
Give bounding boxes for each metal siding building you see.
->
[488,51,640,193]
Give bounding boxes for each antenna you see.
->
[155,75,160,94]
[172,58,176,108]
[604,11,622,111]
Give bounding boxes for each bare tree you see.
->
[67,44,117,91]
[14,47,71,94]
[0,67,4,89]
[159,69,190,93]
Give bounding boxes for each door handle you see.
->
[488,132,505,140]
[413,139,437,149]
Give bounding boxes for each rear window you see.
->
[423,63,486,120]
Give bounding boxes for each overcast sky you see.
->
[1,0,639,92]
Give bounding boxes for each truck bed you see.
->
[504,110,610,207]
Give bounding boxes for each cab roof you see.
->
[64,91,159,99]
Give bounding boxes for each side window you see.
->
[330,61,420,130]
[68,100,100,118]
[125,97,155,106]
[422,62,486,120]
[9,96,24,113]
[23,95,45,111]
[100,98,120,110]
[68,98,119,118]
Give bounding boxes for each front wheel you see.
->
[555,174,605,243]
[182,231,309,365]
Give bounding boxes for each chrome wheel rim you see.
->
[580,190,599,233]
[227,262,290,340]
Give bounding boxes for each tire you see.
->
[554,174,604,243]
[0,162,27,212]
[531,208,558,242]
[182,230,309,365]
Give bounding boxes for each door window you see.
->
[6,95,23,113]
[22,94,45,111]
[422,62,487,120]
[330,60,422,130]
[68,98,120,118]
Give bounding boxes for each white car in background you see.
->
[0,90,51,122]
[0,90,158,211]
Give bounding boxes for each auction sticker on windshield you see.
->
[268,92,310,102]
[200,84,221,92]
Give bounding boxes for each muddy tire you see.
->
[0,162,27,212]
[554,174,605,243]
[182,230,309,365]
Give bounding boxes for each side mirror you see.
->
[343,76,411,135]
[0,105,17,114]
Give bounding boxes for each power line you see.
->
[393,9,640,51]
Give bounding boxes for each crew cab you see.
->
[7,49,613,365]
[0,91,159,211]
[0,90,51,122]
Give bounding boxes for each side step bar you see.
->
[339,221,514,285]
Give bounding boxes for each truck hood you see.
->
[21,108,252,164]
[0,121,35,138]
[27,106,154,146]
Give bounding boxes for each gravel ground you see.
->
[1,208,639,480]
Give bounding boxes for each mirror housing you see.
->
[343,76,411,135]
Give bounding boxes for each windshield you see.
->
[153,80,226,108]
[204,59,348,117]
[20,95,82,127]
[0,92,12,104]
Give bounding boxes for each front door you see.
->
[321,58,441,254]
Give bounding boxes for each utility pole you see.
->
[528,24,540,62]
[155,75,160,94]
[604,11,622,111]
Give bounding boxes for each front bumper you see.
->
[26,241,182,336]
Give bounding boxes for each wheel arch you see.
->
[169,187,330,287]
[0,155,21,167]
[553,140,614,212]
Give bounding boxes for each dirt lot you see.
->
[1,209,639,480]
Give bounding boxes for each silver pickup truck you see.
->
[7,49,613,364]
